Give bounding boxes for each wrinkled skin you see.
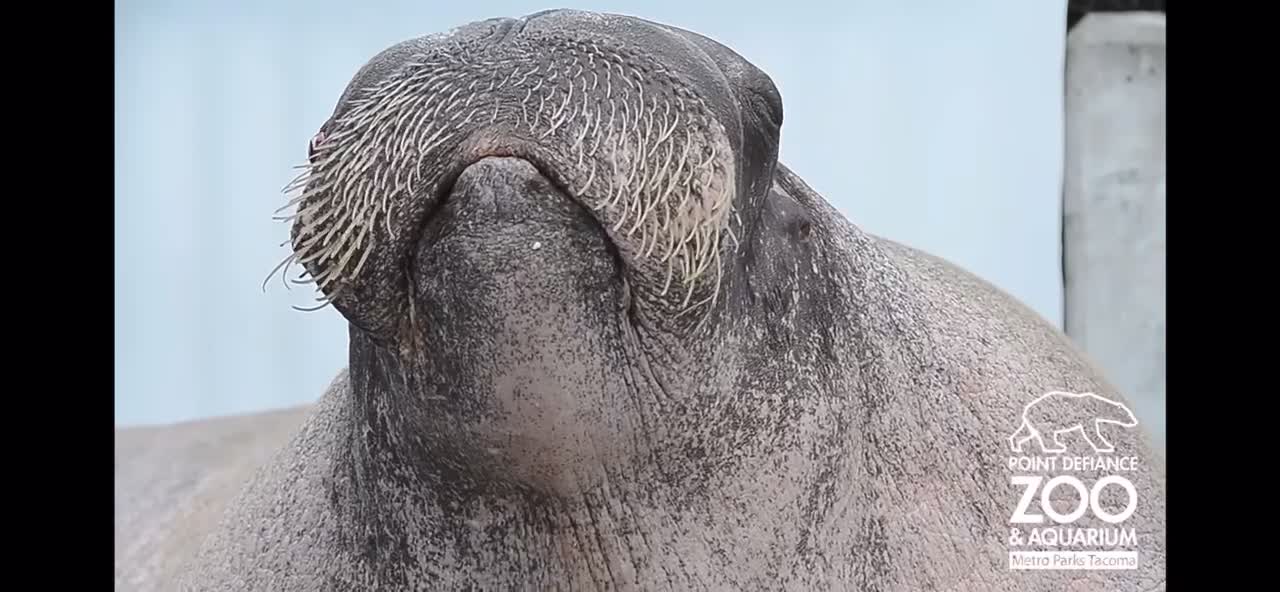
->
[114,9,1166,592]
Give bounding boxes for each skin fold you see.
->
[113,9,1166,591]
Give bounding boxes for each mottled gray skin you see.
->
[128,9,1167,592]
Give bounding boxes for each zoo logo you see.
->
[1003,390,1143,558]
[1009,474,1138,525]
[1008,391,1138,455]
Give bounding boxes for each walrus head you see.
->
[278,10,805,499]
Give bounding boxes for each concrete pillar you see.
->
[1062,12,1166,452]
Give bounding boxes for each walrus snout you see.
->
[284,9,775,342]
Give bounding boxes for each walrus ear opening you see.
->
[763,182,816,245]
[797,219,813,242]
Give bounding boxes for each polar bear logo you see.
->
[1008,391,1139,454]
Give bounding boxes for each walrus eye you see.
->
[747,92,781,129]
[308,131,326,162]
[745,84,783,130]
[798,221,812,241]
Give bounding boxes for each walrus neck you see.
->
[330,369,724,588]
[329,333,866,588]
[328,408,849,589]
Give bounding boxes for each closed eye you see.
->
[309,131,327,163]
[747,90,782,129]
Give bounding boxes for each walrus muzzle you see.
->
[278,10,776,342]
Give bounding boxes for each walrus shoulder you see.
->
[173,369,356,591]
[874,233,1123,390]
[114,395,322,591]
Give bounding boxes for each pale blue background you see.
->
[115,0,1068,427]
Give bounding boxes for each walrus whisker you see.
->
[618,95,632,153]
[649,204,673,262]
[640,155,680,238]
[573,159,597,196]
[282,170,310,193]
[646,140,670,195]
[622,142,645,219]
[710,247,724,306]
[599,99,617,157]
[613,60,627,86]
[511,64,531,88]
[625,184,653,239]
[689,232,719,282]
[635,80,647,127]
[697,142,717,171]
[673,165,697,214]
[520,89,531,128]
[332,218,364,275]
[281,261,300,292]
[680,240,695,283]
[657,104,678,145]
[262,253,296,293]
[617,154,645,232]
[688,239,709,283]
[279,180,337,214]
[290,294,335,313]
[419,130,458,163]
[679,267,698,309]
[399,104,433,155]
[292,208,337,249]
[611,208,630,233]
[427,84,454,120]
[532,88,546,133]
[634,111,653,192]
[441,85,465,112]
[588,104,605,157]
[658,200,684,265]
[542,79,574,138]
[638,226,656,260]
[571,107,592,160]
[643,104,659,161]
[320,186,358,246]
[348,240,375,290]
[659,252,677,297]
[604,133,622,209]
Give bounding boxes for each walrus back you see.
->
[114,404,313,592]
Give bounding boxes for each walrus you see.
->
[114,9,1167,591]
